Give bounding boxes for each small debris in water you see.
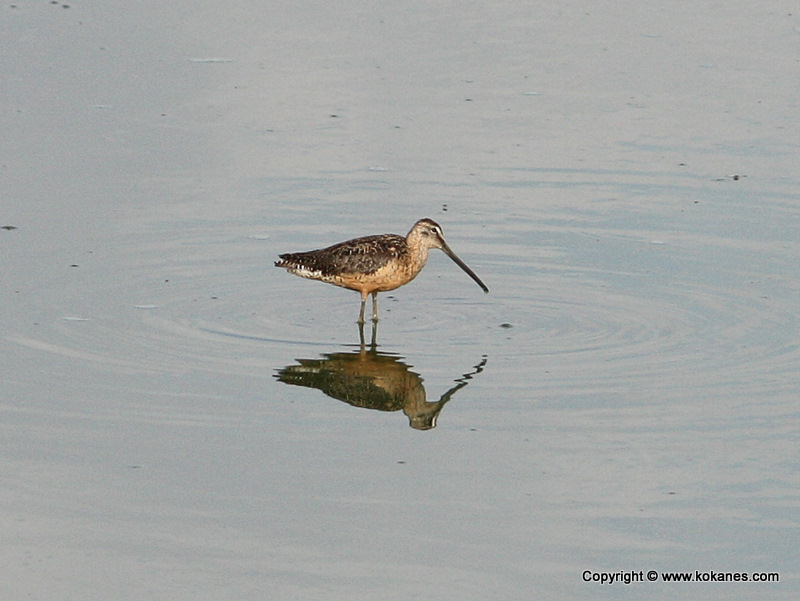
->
[134,304,158,310]
[62,316,89,322]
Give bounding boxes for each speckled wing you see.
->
[275,234,406,281]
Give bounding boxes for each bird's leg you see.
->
[358,320,366,348]
[370,320,378,348]
[371,291,379,322]
[357,290,368,325]
[358,298,366,325]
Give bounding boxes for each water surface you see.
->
[2,1,799,599]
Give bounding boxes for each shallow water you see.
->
[2,1,799,599]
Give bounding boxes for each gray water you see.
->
[2,1,799,599]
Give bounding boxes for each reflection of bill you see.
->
[276,350,487,430]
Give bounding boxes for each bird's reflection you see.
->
[275,342,487,430]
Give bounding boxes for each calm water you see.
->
[2,1,799,599]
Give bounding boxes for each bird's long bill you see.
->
[440,241,489,293]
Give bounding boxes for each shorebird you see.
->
[275,218,488,323]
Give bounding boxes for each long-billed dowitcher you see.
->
[275,218,488,323]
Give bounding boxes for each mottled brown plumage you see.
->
[276,234,407,280]
[275,218,488,323]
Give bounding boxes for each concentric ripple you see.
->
[494,269,797,399]
[477,199,800,401]
[6,172,800,410]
